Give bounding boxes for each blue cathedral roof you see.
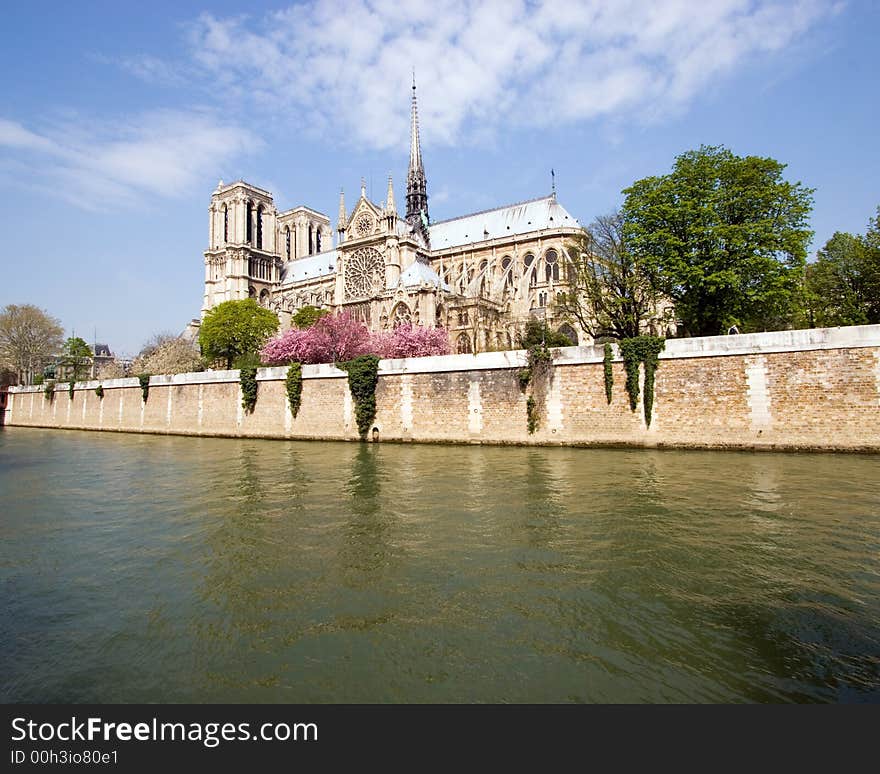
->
[399,260,449,291]
[428,195,579,249]
[280,250,337,285]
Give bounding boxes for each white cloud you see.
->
[185,0,837,150]
[0,110,260,210]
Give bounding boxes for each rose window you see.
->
[344,247,384,299]
[354,213,373,237]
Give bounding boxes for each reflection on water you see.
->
[1,427,878,703]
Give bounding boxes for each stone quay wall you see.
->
[5,325,880,452]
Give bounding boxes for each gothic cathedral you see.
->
[202,82,584,353]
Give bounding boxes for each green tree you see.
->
[0,304,64,385]
[291,305,329,330]
[517,319,572,349]
[199,299,279,369]
[622,145,814,336]
[560,211,670,340]
[803,207,880,328]
[60,337,93,381]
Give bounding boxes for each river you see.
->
[1,427,878,702]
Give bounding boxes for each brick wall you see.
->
[6,326,880,452]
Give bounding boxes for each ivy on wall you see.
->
[95,384,104,399]
[340,354,380,439]
[518,343,554,434]
[68,380,75,400]
[138,374,151,403]
[618,336,665,427]
[240,367,258,414]
[43,381,55,401]
[526,396,538,434]
[285,362,303,418]
[603,343,614,405]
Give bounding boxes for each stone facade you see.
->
[201,83,584,351]
[7,325,880,452]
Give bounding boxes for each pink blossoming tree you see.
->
[261,313,450,365]
[375,323,450,359]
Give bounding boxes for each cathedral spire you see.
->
[386,175,395,214]
[409,74,423,178]
[406,75,429,237]
[337,188,346,237]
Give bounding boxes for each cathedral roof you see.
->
[400,260,449,291]
[280,250,337,285]
[428,195,579,250]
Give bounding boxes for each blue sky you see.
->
[1,0,877,356]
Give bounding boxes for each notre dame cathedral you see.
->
[202,82,585,353]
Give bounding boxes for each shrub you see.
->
[95,384,104,399]
[43,380,55,401]
[68,380,75,400]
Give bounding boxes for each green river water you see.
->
[1,427,878,702]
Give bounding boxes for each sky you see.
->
[0,0,877,357]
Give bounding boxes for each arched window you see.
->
[259,289,270,307]
[558,324,578,345]
[223,205,228,243]
[248,286,256,298]
[545,249,559,282]
[285,227,291,259]
[456,332,472,354]
[308,224,314,255]
[502,256,513,288]
[256,205,263,249]
[391,302,411,328]
[524,253,536,287]
[246,201,253,244]
[316,228,322,253]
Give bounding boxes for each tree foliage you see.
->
[803,209,880,327]
[516,319,572,350]
[261,312,373,365]
[291,305,330,330]
[0,304,64,385]
[61,336,93,381]
[622,145,814,336]
[132,335,203,376]
[261,313,450,365]
[560,212,668,339]
[377,324,450,359]
[199,299,279,369]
